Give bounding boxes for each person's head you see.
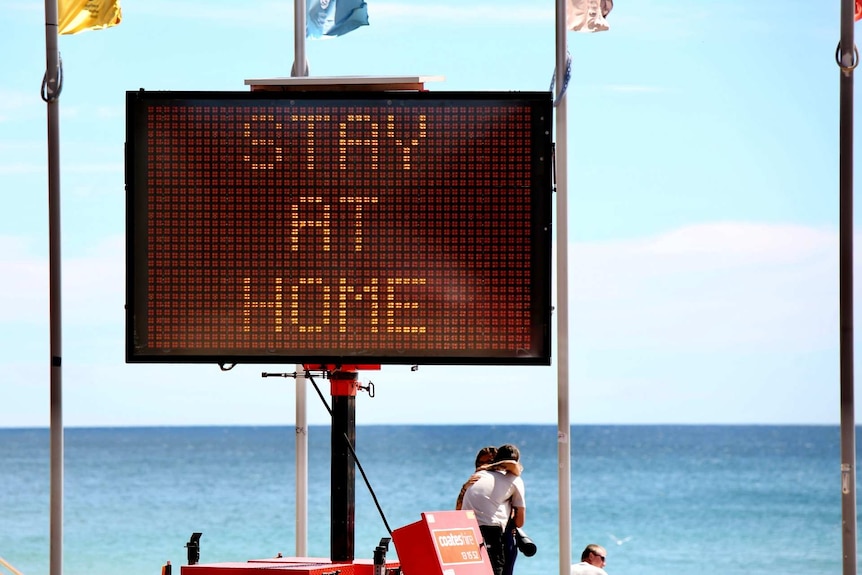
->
[475,446,497,468]
[494,443,520,463]
[580,544,607,567]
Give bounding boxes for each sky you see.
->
[0,0,853,427]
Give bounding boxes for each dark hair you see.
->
[494,443,520,463]
[475,446,497,468]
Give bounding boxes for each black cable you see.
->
[306,371,333,416]
[306,371,393,536]
[342,431,393,536]
[41,54,63,102]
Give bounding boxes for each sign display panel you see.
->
[126,90,553,365]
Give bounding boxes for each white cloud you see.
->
[639,222,833,261]
[64,235,125,325]
[0,140,43,154]
[64,162,124,174]
[62,105,125,121]
[0,236,47,322]
[0,163,45,175]
[0,89,38,123]
[569,222,838,352]
[0,234,123,325]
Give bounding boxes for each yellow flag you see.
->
[58,0,122,35]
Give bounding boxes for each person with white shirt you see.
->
[459,444,526,575]
[570,544,609,575]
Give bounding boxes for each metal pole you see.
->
[43,2,63,575]
[554,1,572,575]
[293,0,308,77]
[330,376,357,562]
[295,366,308,557]
[293,0,309,558]
[838,1,857,574]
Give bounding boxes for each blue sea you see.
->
[0,425,852,575]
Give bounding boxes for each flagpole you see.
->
[42,2,64,575]
[554,1,572,575]
[293,0,309,559]
[293,0,308,77]
[838,1,857,574]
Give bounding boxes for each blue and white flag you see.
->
[307,0,369,38]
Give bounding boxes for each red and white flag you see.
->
[567,0,613,32]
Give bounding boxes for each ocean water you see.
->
[0,425,851,575]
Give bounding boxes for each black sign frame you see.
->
[126,90,553,365]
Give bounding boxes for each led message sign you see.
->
[126,90,553,365]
